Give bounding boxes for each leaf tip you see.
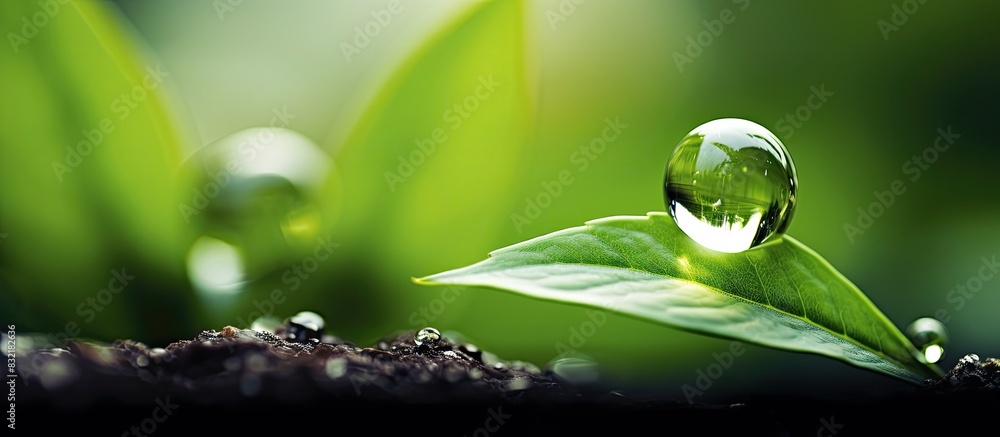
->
[411,276,439,286]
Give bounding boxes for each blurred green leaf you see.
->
[0,1,193,338]
[312,0,540,334]
[332,0,532,253]
[417,212,942,382]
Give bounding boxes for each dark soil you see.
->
[12,323,1000,435]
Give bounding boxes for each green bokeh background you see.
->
[2,0,998,396]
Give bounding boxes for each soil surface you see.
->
[11,323,1000,435]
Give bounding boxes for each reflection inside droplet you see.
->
[923,344,944,364]
[414,327,441,346]
[186,236,245,296]
[664,118,797,253]
[905,317,948,364]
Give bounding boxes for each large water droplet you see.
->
[179,128,340,297]
[906,317,948,364]
[664,118,798,253]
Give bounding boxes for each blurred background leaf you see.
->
[0,0,197,343]
[2,0,999,396]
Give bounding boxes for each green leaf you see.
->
[0,1,195,339]
[415,212,942,383]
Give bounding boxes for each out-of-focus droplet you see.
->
[39,359,78,390]
[664,118,797,253]
[469,368,483,380]
[413,369,432,384]
[480,351,501,367]
[443,364,465,383]
[149,348,171,363]
[186,236,245,296]
[325,358,347,379]
[459,343,483,362]
[505,377,532,391]
[250,315,282,333]
[11,335,34,355]
[414,327,441,347]
[545,356,600,384]
[509,360,541,374]
[441,330,467,344]
[179,127,341,299]
[906,317,949,364]
[245,353,269,372]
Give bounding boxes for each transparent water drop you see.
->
[179,128,341,298]
[906,317,948,364]
[664,118,798,253]
[289,311,325,332]
[958,353,979,365]
[414,327,441,347]
[282,311,325,343]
